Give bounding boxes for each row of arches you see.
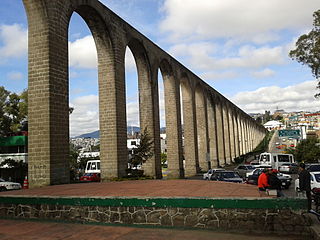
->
[23,0,266,187]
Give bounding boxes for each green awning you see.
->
[0,136,28,147]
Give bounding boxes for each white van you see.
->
[85,160,100,174]
[259,152,294,170]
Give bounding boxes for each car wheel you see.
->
[0,186,7,192]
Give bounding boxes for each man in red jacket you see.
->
[258,168,270,196]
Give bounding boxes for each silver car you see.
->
[203,168,225,180]
[0,178,22,191]
[234,165,256,178]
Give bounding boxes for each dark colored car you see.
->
[246,169,291,189]
[210,171,243,183]
[80,173,101,182]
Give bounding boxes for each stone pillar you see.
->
[196,89,209,172]
[228,109,235,162]
[215,102,225,166]
[240,118,245,155]
[207,99,218,168]
[138,62,161,178]
[233,114,240,158]
[162,67,184,178]
[222,107,231,164]
[24,0,70,187]
[181,80,198,177]
[99,39,127,180]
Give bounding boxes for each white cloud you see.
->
[69,35,136,70]
[169,43,286,71]
[0,24,27,60]
[70,95,99,137]
[69,36,97,69]
[251,68,275,78]
[201,71,238,81]
[126,101,139,126]
[160,0,319,43]
[231,80,320,113]
[6,71,23,81]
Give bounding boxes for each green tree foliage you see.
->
[289,9,320,97]
[0,86,28,136]
[129,128,154,169]
[286,138,320,163]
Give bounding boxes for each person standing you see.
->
[258,168,270,196]
[298,163,311,211]
[268,169,285,197]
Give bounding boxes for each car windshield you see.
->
[222,172,239,178]
[84,173,93,176]
[247,166,255,170]
[314,174,320,183]
[0,178,4,182]
[307,165,320,172]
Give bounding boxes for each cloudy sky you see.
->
[0,0,319,136]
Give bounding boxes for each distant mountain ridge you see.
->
[75,126,166,138]
[75,126,140,138]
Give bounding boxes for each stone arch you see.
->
[214,96,226,166]
[71,4,125,181]
[195,83,209,172]
[159,59,184,178]
[180,73,199,176]
[23,0,124,187]
[126,38,161,178]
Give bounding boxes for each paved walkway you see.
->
[0,219,304,240]
[0,180,263,198]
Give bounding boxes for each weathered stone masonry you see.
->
[0,197,312,236]
[23,0,267,187]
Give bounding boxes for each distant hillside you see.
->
[76,126,141,138]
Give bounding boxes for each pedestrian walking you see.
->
[298,163,311,211]
[258,168,270,196]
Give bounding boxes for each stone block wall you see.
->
[0,196,312,237]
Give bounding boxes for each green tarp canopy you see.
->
[0,136,28,147]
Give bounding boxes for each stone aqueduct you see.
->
[23,0,266,188]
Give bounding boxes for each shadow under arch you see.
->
[126,38,162,178]
[158,59,184,178]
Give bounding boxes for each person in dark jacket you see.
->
[268,169,284,197]
[298,163,311,210]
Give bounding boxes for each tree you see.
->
[289,9,320,97]
[286,138,320,163]
[0,86,28,136]
[129,128,154,169]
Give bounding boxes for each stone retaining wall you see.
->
[0,197,312,236]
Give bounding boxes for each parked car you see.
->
[234,165,256,178]
[203,168,225,180]
[210,171,243,183]
[246,169,292,189]
[79,173,101,182]
[279,163,299,174]
[295,171,320,192]
[0,178,22,191]
[246,166,271,178]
